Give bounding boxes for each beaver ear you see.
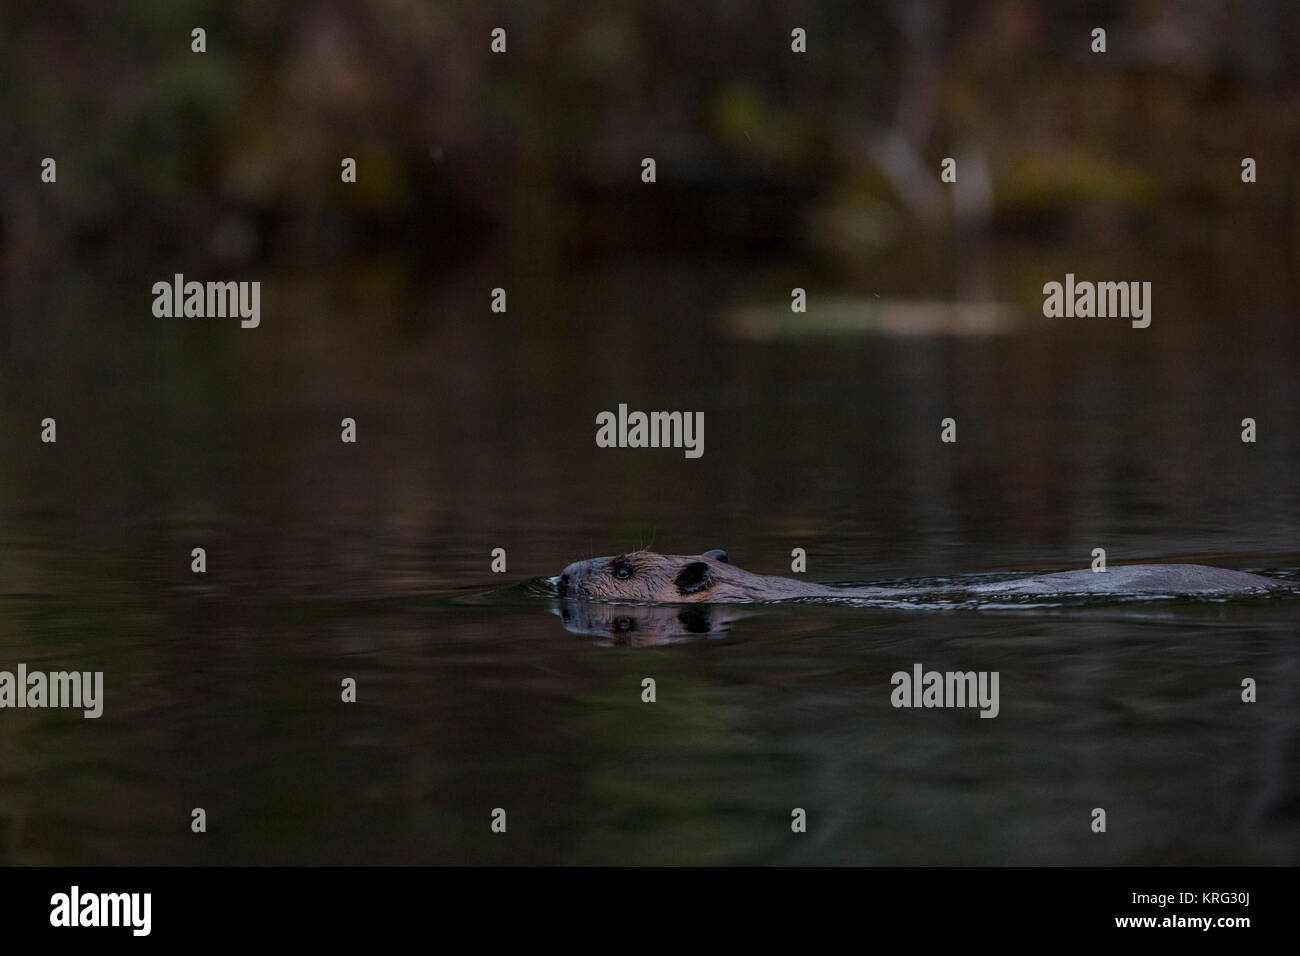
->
[674,561,713,595]
[703,549,729,563]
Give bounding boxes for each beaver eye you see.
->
[614,617,635,632]
[614,566,632,579]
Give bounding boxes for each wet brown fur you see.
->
[557,550,880,603]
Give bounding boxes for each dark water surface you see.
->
[1,251,1298,864]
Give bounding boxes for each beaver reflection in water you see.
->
[554,549,1282,603]
[554,600,754,645]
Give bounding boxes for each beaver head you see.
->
[554,549,821,603]
[555,549,730,602]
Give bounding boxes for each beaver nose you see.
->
[557,573,570,597]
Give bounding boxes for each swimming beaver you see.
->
[554,549,1282,603]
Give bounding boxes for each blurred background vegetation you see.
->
[4,0,1298,281]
